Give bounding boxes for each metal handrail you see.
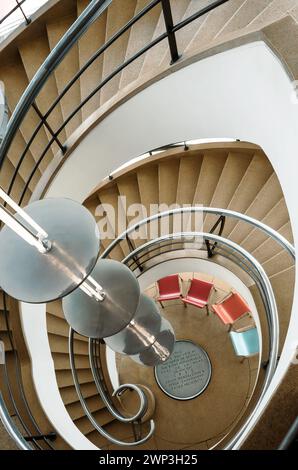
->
[69,328,155,447]
[0,1,29,26]
[0,392,32,450]
[123,234,271,356]
[89,339,148,424]
[278,416,298,449]
[126,237,259,282]
[69,206,293,449]
[0,0,232,446]
[0,292,56,449]
[0,0,293,451]
[102,207,295,260]
[0,0,113,450]
[0,0,228,204]
[101,205,295,448]
[0,0,112,170]
[120,230,280,449]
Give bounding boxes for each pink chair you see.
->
[156,274,182,308]
[212,292,250,330]
[182,278,214,314]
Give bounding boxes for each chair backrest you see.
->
[187,278,213,302]
[220,292,250,316]
[157,274,180,296]
[229,327,260,357]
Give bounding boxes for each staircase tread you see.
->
[77,0,108,120]
[46,13,82,137]
[119,0,162,91]
[67,394,106,421]
[48,333,89,355]
[75,408,115,435]
[46,314,88,342]
[61,382,98,405]
[100,0,137,105]
[56,369,95,389]
[215,0,272,40]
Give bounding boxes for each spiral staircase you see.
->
[0,0,298,451]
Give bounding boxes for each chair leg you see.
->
[206,305,210,316]
[159,300,164,308]
[227,324,232,332]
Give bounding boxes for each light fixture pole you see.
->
[0,189,175,367]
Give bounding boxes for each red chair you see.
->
[156,274,182,308]
[182,278,214,313]
[212,292,250,330]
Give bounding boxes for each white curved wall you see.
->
[36,40,298,448]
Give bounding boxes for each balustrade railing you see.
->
[0,0,296,451]
[0,0,229,205]
[100,206,295,448]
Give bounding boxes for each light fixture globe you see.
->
[131,318,175,366]
[104,293,162,355]
[62,259,140,338]
[0,198,100,303]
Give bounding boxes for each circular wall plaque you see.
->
[154,340,211,400]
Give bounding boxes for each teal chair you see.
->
[229,327,259,361]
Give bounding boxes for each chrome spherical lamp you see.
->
[62,259,141,338]
[104,293,162,354]
[131,318,175,366]
[0,197,100,303]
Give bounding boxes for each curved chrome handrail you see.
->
[89,339,149,423]
[0,1,113,450]
[126,236,262,286]
[69,329,155,447]
[102,207,295,260]
[0,0,294,451]
[121,230,280,449]
[0,0,228,205]
[0,392,32,450]
[0,0,112,170]
[0,293,56,449]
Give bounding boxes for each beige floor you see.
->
[107,272,259,450]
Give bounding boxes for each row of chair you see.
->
[156,274,259,359]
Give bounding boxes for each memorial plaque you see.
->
[154,340,211,400]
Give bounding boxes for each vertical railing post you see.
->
[161,0,180,64]
[16,0,31,25]
[126,234,143,272]
[205,215,226,258]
